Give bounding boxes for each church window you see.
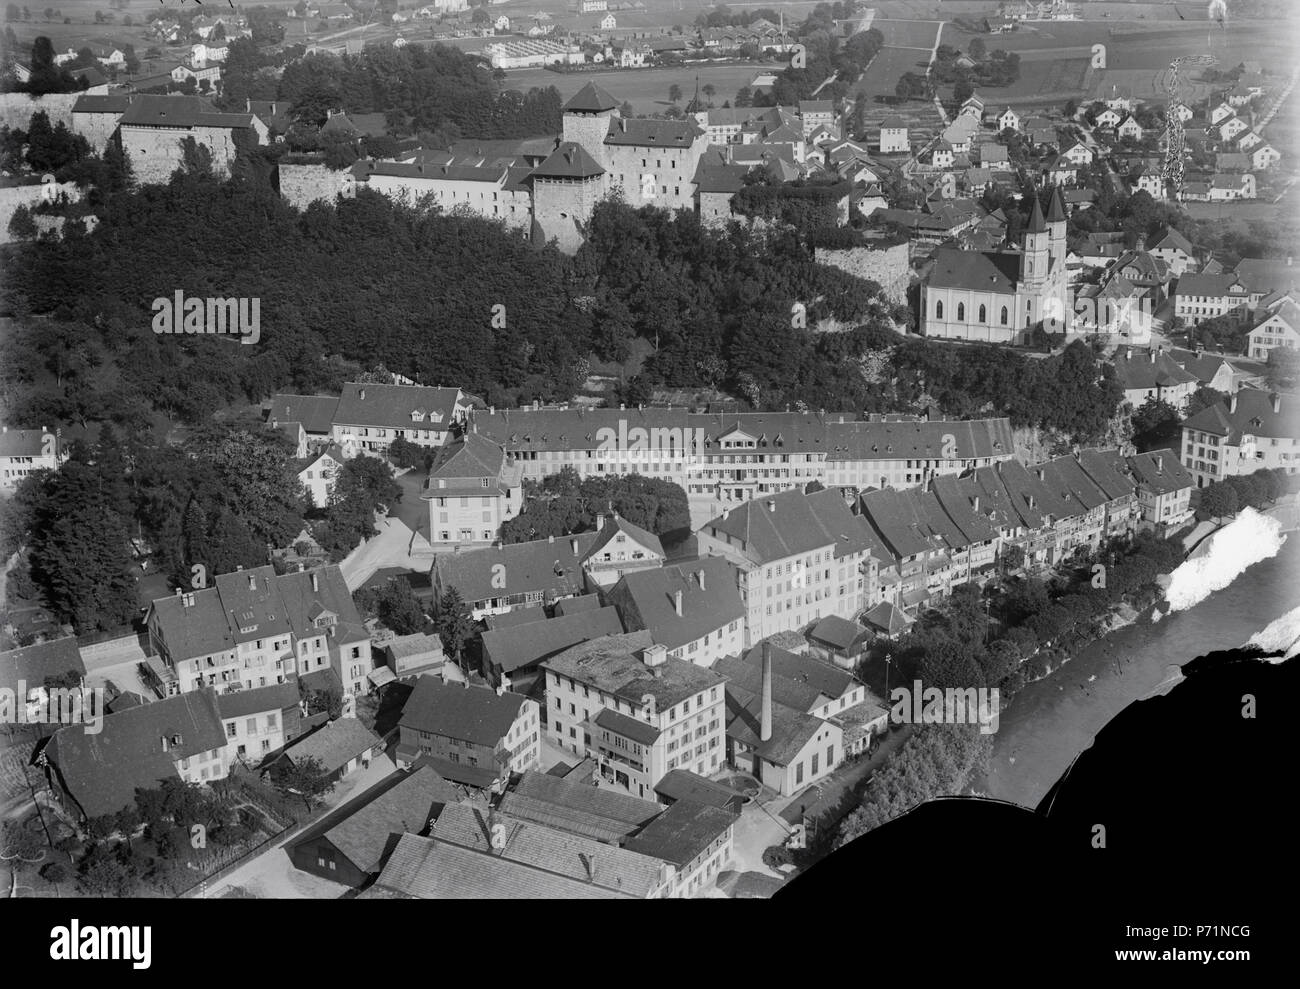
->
[936,300,943,319]
[957,303,965,321]
[978,305,986,322]
[1000,306,1008,325]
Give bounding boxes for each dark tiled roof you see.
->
[432,532,600,605]
[334,382,462,431]
[592,706,661,746]
[482,607,624,675]
[72,94,131,113]
[654,769,745,811]
[1125,449,1194,495]
[0,637,85,694]
[564,81,619,113]
[266,394,339,434]
[623,798,735,867]
[46,689,226,819]
[215,681,299,721]
[531,141,606,179]
[399,675,527,746]
[553,594,601,617]
[119,94,255,129]
[484,605,547,630]
[927,247,1023,292]
[280,717,381,775]
[808,614,868,651]
[1112,351,1199,392]
[723,683,825,767]
[607,558,744,652]
[1183,388,1293,442]
[604,116,703,148]
[704,488,870,565]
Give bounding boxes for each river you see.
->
[978,537,1300,808]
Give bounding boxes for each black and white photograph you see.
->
[0,0,1294,970]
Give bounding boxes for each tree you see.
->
[471,8,488,24]
[1130,397,1182,453]
[668,83,682,104]
[1184,385,1226,419]
[702,83,716,104]
[435,586,475,664]
[1264,348,1300,392]
[953,76,975,104]
[969,37,986,60]
[895,72,926,101]
[1199,482,1238,521]
[734,85,753,107]
[272,755,336,810]
[7,203,36,240]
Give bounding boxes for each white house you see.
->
[1117,115,1144,141]
[1250,144,1281,171]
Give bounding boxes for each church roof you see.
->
[1046,184,1066,223]
[1025,192,1047,234]
[927,248,1022,293]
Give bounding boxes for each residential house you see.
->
[395,674,541,777]
[266,393,339,443]
[216,681,301,769]
[1174,271,1252,326]
[605,557,745,668]
[297,444,345,509]
[1246,301,1300,360]
[0,426,64,492]
[1125,450,1194,530]
[1117,115,1144,141]
[1180,389,1299,487]
[580,514,667,589]
[878,114,909,154]
[1112,348,1200,413]
[1149,228,1197,277]
[332,382,475,457]
[270,716,384,784]
[430,532,600,619]
[480,606,624,695]
[423,432,523,548]
[807,614,871,669]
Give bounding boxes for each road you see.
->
[927,21,949,126]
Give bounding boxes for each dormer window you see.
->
[410,409,426,422]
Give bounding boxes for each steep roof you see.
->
[119,94,255,129]
[295,765,456,874]
[927,247,1022,293]
[604,116,703,149]
[1025,192,1047,233]
[1152,227,1195,255]
[1182,388,1294,442]
[1125,449,1194,496]
[399,675,527,745]
[0,637,85,694]
[45,689,227,819]
[564,81,619,113]
[723,681,826,767]
[584,515,665,562]
[334,382,463,430]
[481,607,624,675]
[266,394,339,434]
[531,141,606,179]
[215,681,300,721]
[607,558,744,652]
[499,770,661,841]
[432,532,600,605]
[1112,350,1199,392]
[280,717,381,775]
[703,487,870,565]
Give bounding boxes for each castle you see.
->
[920,186,1070,344]
[530,82,710,251]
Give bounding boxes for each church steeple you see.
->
[1026,192,1047,234]
[1046,184,1067,223]
[1021,189,1050,286]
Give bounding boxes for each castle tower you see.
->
[561,82,620,168]
[1020,191,1050,288]
[530,142,607,254]
[1046,184,1067,270]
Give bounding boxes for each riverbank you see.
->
[978,535,1300,808]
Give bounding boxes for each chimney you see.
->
[674,589,683,617]
[548,534,555,544]
[972,495,980,512]
[1035,468,1045,481]
[696,568,705,591]
[1229,394,1238,414]
[1149,349,1156,363]
[1125,347,1132,360]
[311,572,319,592]
[570,538,579,555]
[1155,456,1163,475]
[579,852,595,882]
[359,388,366,400]
[768,500,776,513]
[644,643,667,667]
[595,513,605,530]
[248,574,257,591]
[760,642,773,743]
[161,735,169,752]
[1272,393,1282,414]
[1027,494,1036,509]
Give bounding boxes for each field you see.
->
[500,61,783,113]
[870,17,942,51]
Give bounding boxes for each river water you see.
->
[979,537,1300,808]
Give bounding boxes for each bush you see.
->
[762,844,795,870]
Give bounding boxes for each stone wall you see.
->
[0,181,81,245]
[71,110,123,153]
[278,161,353,210]
[814,242,911,304]
[121,123,246,186]
[0,91,80,131]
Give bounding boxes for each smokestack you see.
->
[674,589,683,616]
[760,641,773,743]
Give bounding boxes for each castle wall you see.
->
[814,242,911,304]
[121,123,248,186]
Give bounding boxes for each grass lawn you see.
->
[498,61,783,114]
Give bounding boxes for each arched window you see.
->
[957,302,965,321]
[978,304,987,323]
[1000,306,1009,325]
[936,299,944,319]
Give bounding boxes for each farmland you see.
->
[499,61,784,114]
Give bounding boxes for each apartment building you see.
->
[696,488,875,647]
[605,557,745,667]
[145,564,372,699]
[216,681,301,768]
[1246,301,1300,360]
[1127,449,1194,529]
[423,432,523,548]
[430,531,601,619]
[0,426,65,492]
[1181,388,1299,487]
[542,632,727,799]
[581,514,666,589]
[331,382,476,457]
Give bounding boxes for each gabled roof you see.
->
[482,607,624,675]
[607,558,744,652]
[266,394,339,434]
[431,801,666,895]
[862,600,912,635]
[1182,388,1293,442]
[808,614,869,652]
[215,681,300,721]
[369,832,631,898]
[432,532,600,605]
[723,680,826,766]
[0,426,57,458]
[399,675,528,746]
[0,637,85,695]
[543,631,724,711]
[45,689,227,819]
[531,140,606,179]
[1125,449,1194,496]
[654,769,745,811]
[294,765,457,875]
[927,247,1022,293]
[623,798,735,867]
[334,382,463,430]
[605,117,703,149]
[1112,350,1199,392]
[584,515,665,562]
[119,94,255,130]
[280,717,381,775]
[498,770,661,842]
[703,487,869,565]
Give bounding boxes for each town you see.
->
[0,0,1297,902]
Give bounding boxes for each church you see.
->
[530,82,711,252]
[921,186,1070,344]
